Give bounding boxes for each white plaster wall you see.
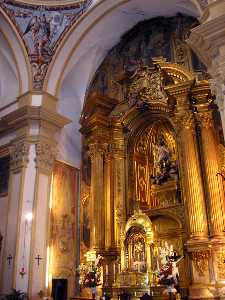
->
[1,173,21,293]
[57,47,101,167]
[0,13,29,94]
[15,145,36,292]
[0,31,19,107]
[0,195,9,274]
[30,173,49,296]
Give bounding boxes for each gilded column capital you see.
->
[9,141,30,172]
[88,143,108,159]
[174,112,195,133]
[196,111,213,129]
[35,141,57,172]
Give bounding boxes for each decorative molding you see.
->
[35,141,57,172]
[9,141,30,171]
[190,250,210,276]
[0,0,92,90]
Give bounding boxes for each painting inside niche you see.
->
[0,156,10,196]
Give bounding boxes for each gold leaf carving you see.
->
[190,251,209,276]
[216,249,225,280]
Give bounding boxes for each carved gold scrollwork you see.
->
[216,249,225,280]
[190,250,210,276]
[35,141,57,172]
[9,141,30,172]
[127,64,168,107]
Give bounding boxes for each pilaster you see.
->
[0,93,70,298]
[89,142,107,251]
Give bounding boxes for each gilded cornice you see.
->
[81,92,118,122]
[191,81,210,104]
[159,63,194,83]
[165,80,194,97]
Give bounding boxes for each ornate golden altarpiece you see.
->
[80,56,225,299]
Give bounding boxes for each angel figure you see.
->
[24,14,51,62]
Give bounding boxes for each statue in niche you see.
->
[133,240,144,262]
[127,230,147,272]
[151,137,178,185]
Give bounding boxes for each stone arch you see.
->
[0,9,31,97]
[45,0,203,97]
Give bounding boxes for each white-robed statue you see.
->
[156,243,183,300]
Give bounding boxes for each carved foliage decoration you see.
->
[10,141,30,172]
[127,64,168,109]
[0,0,92,90]
[35,141,57,172]
[190,250,210,276]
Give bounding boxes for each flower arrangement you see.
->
[78,252,103,289]
[78,262,101,288]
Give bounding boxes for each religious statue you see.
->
[151,137,178,185]
[134,241,144,262]
[155,242,183,300]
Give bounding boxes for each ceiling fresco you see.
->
[0,0,92,90]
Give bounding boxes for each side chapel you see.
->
[80,15,225,300]
[1,1,225,300]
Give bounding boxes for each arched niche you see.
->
[127,118,178,211]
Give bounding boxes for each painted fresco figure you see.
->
[24,14,51,61]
